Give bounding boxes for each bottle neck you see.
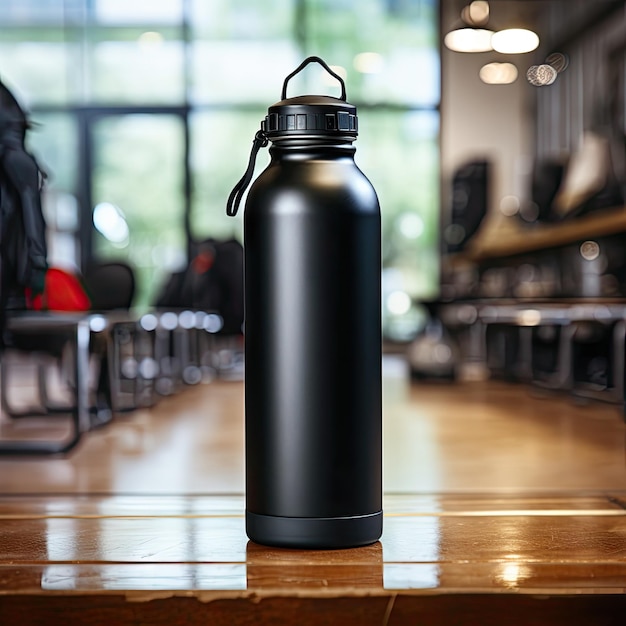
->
[269,136,356,160]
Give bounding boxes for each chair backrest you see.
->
[83,261,135,310]
[154,238,243,333]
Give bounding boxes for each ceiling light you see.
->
[492,28,539,54]
[479,62,518,85]
[444,27,494,53]
[525,52,568,87]
[526,64,557,86]
[461,0,490,26]
[444,1,494,52]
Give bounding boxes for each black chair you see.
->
[0,262,138,454]
[83,261,135,311]
[82,261,141,413]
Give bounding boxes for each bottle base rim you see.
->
[246,509,383,549]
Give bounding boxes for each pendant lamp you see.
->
[445,1,540,55]
[444,1,494,53]
[492,28,539,54]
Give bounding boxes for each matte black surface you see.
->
[244,138,382,547]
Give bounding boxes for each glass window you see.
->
[189,0,297,105]
[94,0,184,25]
[25,113,79,194]
[0,38,71,106]
[91,114,186,309]
[88,31,186,104]
[358,108,440,339]
[189,109,268,241]
[0,0,69,24]
[189,0,294,40]
[358,109,440,295]
[190,41,300,105]
[25,113,81,270]
[302,0,439,106]
[0,0,440,338]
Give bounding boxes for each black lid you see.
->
[263,57,358,139]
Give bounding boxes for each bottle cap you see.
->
[226,56,358,216]
[263,57,358,138]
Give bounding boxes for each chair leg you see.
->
[107,323,138,414]
[0,321,90,455]
[1,355,63,418]
[2,338,125,430]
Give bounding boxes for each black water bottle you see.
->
[227,56,382,548]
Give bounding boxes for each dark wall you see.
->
[534,1,626,161]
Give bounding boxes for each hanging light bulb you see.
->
[461,0,490,26]
[526,64,557,86]
[492,28,539,54]
[444,1,494,53]
[444,28,494,53]
[525,53,568,87]
[479,62,518,85]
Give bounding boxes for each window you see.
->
[1,0,440,336]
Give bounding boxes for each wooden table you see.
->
[1,492,626,624]
[1,368,626,623]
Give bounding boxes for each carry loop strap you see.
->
[226,128,268,217]
[281,56,347,101]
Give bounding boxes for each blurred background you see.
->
[0,0,440,342]
[2,0,625,350]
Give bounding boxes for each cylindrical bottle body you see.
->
[244,142,382,548]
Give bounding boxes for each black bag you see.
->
[0,79,48,311]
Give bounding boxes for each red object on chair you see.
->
[27,268,91,312]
